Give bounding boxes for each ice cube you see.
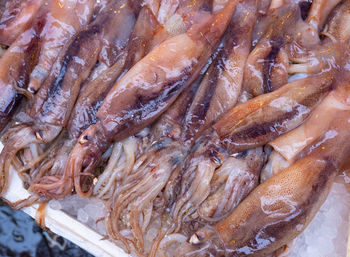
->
[48,200,62,210]
[77,208,89,224]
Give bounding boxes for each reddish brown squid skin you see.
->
[29,0,136,127]
[169,0,259,231]
[187,109,350,256]
[0,0,136,196]
[243,0,341,97]
[67,0,241,198]
[0,15,43,132]
[26,0,97,93]
[0,0,43,46]
[31,5,160,200]
[243,1,300,96]
[182,0,258,145]
[213,72,334,154]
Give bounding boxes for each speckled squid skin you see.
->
[214,73,334,154]
[0,16,43,132]
[31,5,160,200]
[0,0,137,196]
[29,0,136,127]
[0,0,43,46]
[189,108,350,256]
[65,0,241,198]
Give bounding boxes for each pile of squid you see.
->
[0,0,350,256]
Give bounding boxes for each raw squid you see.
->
[105,1,260,255]
[0,7,45,133]
[27,0,97,93]
[267,48,350,166]
[0,0,42,46]
[214,73,334,154]
[105,72,204,254]
[31,6,160,200]
[0,0,136,195]
[171,0,259,231]
[244,0,339,96]
[197,148,265,222]
[212,0,350,154]
[0,0,98,131]
[181,5,350,255]
[269,77,350,163]
[0,1,349,257]
[150,0,213,55]
[91,0,212,200]
[185,92,350,256]
[66,0,240,198]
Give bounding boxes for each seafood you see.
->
[0,0,42,46]
[0,0,136,194]
[0,5,46,134]
[244,0,340,97]
[186,84,350,256]
[0,0,98,131]
[31,5,160,200]
[171,0,259,230]
[92,0,212,200]
[214,73,334,153]
[27,0,97,93]
[105,1,260,255]
[213,0,350,154]
[105,72,204,254]
[66,0,240,198]
[1,0,350,256]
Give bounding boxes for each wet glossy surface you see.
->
[1,0,350,256]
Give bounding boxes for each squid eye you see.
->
[79,134,89,144]
[35,131,44,141]
[27,87,37,94]
[210,153,221,164]
[189,233,202,245]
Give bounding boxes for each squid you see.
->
[171,0,259,231]
[178,5,350,255]
[27,0,97,93]
[65,0,241,198]
[270,81,350,163]
[0,0,42,46]
[263,57,350,180]
[169,60,334,230]
[34,0,212,201]
[214,72,334,154]
[0,10,44,133]
[184,82,350,256]
[30,6,161,200]
[197,148,265,222]
[213,0,350,154]
[150,0,213,53]
[92,0,213,201]
[105,73,204,254]
[0,0,98,132]
[105,1,259,255]
[0,0,136,195]
[244,0,341,97]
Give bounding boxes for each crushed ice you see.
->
[289,182,350,257]
[49,182,350,255]
[49,194,107,236]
